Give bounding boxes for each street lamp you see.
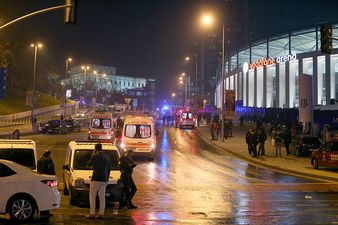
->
[171,93,176,106]
[64,57,72,117]
[185,55,197,98]
[30,43,42,130]
[179,75,188,106]
[93,70,98,101]
[81,65,90,101]
[201,13,225,141]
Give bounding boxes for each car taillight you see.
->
[41,180,58,188]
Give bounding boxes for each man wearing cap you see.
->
[87,143,111,220]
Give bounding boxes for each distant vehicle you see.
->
[119,115,157,160]
[42,120,67,134]
[62,141,122,205]
[0,159,60,222]
[176,109,196,129]
[0,139,37,171]
[88,112,113,140]
[290,135,322,157]
[311,137,338,169]
[63,119,82,132]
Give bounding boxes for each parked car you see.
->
[63,119,82,132]
[42,120,67,134]
[311,137,338,169]
[289,135,322,157]
[62,141,123,205]
[0,159,60,222]
[0,139,37,171]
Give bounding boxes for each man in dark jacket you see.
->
[37,150,56,217]
[119,150,137,209]
[246,129,258,157]
[37,150,56,175]
[87,143,111,220]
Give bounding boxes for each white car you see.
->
[62,141,122,205]
[0,159,60,222]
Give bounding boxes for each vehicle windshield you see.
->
[0,148,35,170]
[303,137,321,145]
[91,118,111,129]
[73,149,119,170]
[50,120,60,125]
[125,124,151,138]
[64,120,74,125]
[182,112,193,119]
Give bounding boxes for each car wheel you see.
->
[69,188,77,205]
[8,196,35,222]
[312,158,319,169]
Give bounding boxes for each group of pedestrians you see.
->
[270,126,292,157]
[86,143,138,220]
[245,127,267,158]
[36,143,138,220]
[210,118,233,141]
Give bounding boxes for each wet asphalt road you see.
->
[2,126,338,224]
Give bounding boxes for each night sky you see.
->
[1,0,338,103]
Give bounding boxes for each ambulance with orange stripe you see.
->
[119,115,156,160]
[88,112,113,140]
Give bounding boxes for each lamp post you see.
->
[185,55,197,98]
[93,70,98,102]
[179,76,187,105]
[171,93,176,106]
[64,57,72,117]
[30,43,42,129]
[81,65,90,102]
[201,14,225,141]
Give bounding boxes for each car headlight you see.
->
[120,142,125,149]
[75,178,86,188]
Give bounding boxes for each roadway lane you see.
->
[2,126,338,224]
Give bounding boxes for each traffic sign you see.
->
[124,97,131,104]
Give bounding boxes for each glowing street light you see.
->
[171,92,176,105]
[64,57,72,117]
[200,12,225,141]
[81,65,90,100]
[30,43,42,129]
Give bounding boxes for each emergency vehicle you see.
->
[175,108,196,129]
[88,112,113,140]
[119,115,156,160]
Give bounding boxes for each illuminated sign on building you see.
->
[245,53,297,71]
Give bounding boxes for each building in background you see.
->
[61,64,156,111]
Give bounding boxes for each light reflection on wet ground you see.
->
[2,126,338,224]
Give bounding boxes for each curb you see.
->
[0,131,38,139]
[195,129,338,183]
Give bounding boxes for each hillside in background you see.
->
[0,88,60,115]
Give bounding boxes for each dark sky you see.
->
[1,0,338,102]
[0,0,206,102]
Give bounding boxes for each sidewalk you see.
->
[0,123,36,138]
[196,124,338,182]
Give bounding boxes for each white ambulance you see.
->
[119,115,156,160]
[88,112,113,140]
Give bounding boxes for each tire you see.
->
[312,158,319,169]
[8,196,35,222]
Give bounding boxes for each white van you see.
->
[0,139,37,171]
[88,112,113,140]
[62,141,122,205]
[119,115,156,160]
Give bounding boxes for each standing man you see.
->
[257,127,267,156]
[37,150,56,217]
[120,150,137,209]
[87,143,111,220]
